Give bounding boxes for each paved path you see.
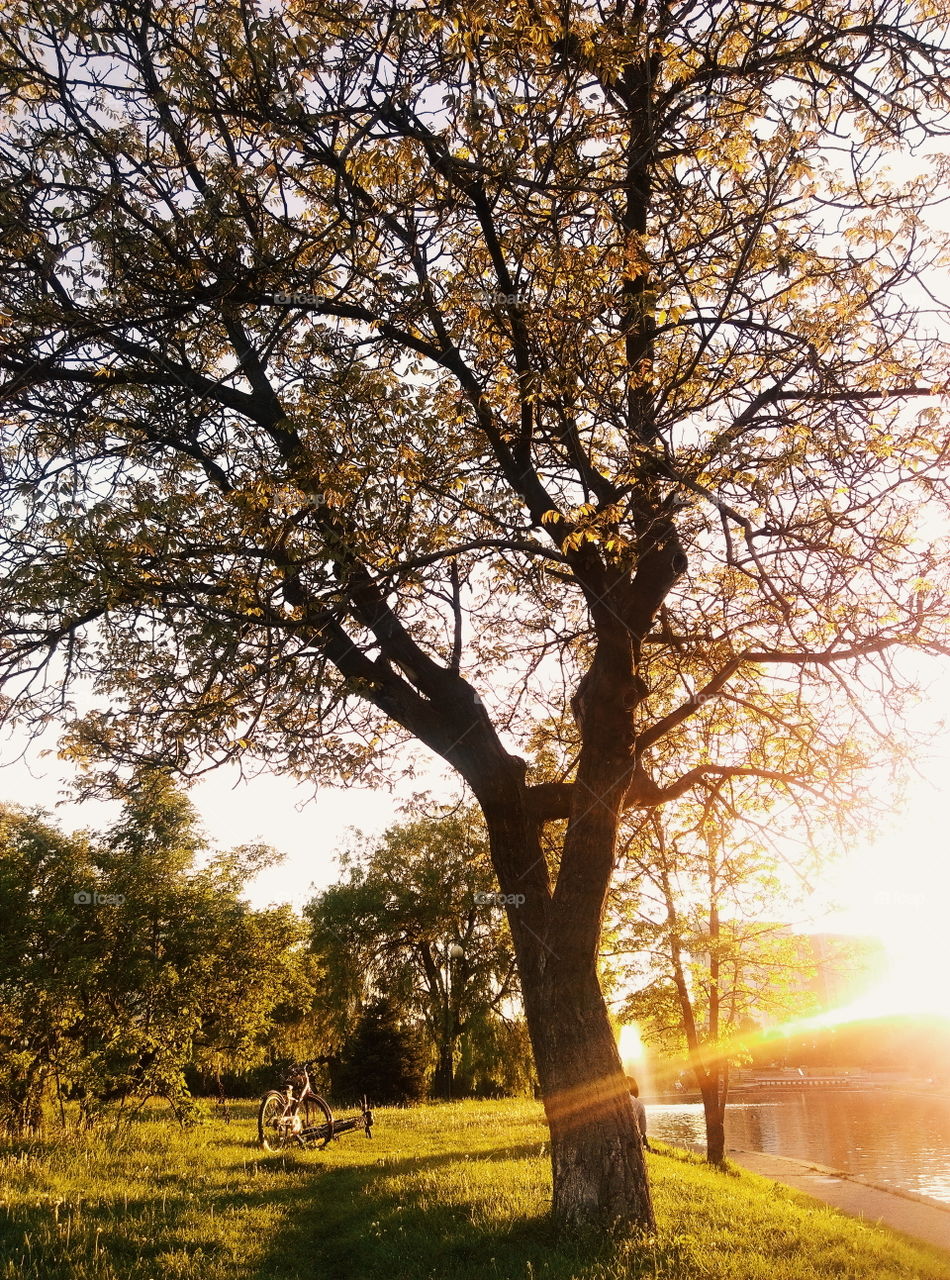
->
[724,1146,950,1257]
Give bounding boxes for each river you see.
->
[646,1092,950,1204]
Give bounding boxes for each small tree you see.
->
[335,996,428,1106]
[613,805,822,1163]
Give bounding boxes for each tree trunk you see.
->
[433,1040,455,1100]
[481,783,655,1233]
[4,1056,46,1136]
[530,964,654,1231]
[705,871,725,1164]
[700,1074,726,1165]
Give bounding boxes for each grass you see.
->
[0,1098,948,1280]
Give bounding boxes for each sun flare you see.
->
[618,1023,647,1068]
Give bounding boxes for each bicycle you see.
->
[257,1059,373,1151]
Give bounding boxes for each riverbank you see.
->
[723,1147,950,1255]
[2,1100,950,1279]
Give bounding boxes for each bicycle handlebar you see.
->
[285,1062,373,1117]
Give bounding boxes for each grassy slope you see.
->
[1,1099,948,1280]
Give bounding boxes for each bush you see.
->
[334,997,428,1105]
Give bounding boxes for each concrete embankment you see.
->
[723,1146,950,1256]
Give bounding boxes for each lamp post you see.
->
[445,941,464,1100]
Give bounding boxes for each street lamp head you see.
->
[448,942,464,959]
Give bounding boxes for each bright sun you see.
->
[803,783,950,1024]
[792,908,950,1036]
[839,942,950,1022]
[618,1024,647,1068]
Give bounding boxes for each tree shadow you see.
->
[247,1143,626,1280]
[0,1144,334,1280]
[0,1129,665,1280]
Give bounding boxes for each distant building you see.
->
[804,932,888,1010]
[744,926,888,1026]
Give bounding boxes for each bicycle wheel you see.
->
[300,1094,334,1150]
[258,1090,294,1150]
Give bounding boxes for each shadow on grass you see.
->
[249,1143,665,1280]
[0,1142,332,1280]
[0,1129,676,1280]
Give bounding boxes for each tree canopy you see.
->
[0,773,314,1132]
[1,0,947,796]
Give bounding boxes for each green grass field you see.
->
[1,1099,948,1280]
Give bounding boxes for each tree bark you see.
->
[704,877,726,1164]
[479,767,655,1232]
[4,1055,46,1136]
[433,1040,456,1100]
[699,1073,726,1165]
[531,963,653,1231]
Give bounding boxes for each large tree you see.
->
[1,0,950,1230]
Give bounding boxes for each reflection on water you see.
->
[646,1092,950,1204]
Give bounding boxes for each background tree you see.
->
[306,808,527,1099]
[0,773,314,1129]
[455,1014,537,1100]
[611,801,824,1163]
[0,805,97,1133]
[69,772,315,1122]
[2,0,950,1227]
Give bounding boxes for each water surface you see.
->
[646,1092,950,1204]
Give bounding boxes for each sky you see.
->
[0,726,407,910]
